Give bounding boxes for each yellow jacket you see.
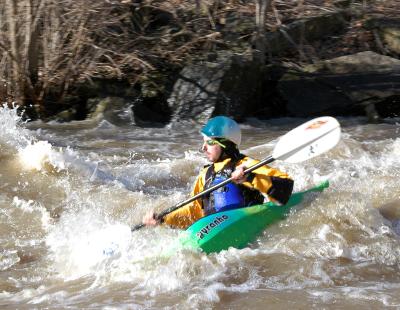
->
[163,156,293,229]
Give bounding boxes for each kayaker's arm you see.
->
[265,176,294,205]
[162,201,203,229]
[162,171,206,229]
[231,163,248,184]
[240,157,294,205]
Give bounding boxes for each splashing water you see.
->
[1,104,400,308]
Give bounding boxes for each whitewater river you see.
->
[1,105,400,309]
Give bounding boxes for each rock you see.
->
[52,107,78,122]
[46,95,86,122]
[167,53,274,123]
[278,52,400,119]
[365,18,400,55]
[168,60,226,123]
[304,51,400,73]
[87,97,109,120]
[87,97,134,125]
[131,95,172,126]
[76,79,137,99]
[265,11,349,56]
[86,95,171,126]
[278,70,356,117]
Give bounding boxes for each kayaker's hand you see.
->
[142,211,160,226]
[231,164,247,184]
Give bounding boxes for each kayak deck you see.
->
[180,181,329,254]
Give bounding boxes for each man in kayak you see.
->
[143,116,294,229]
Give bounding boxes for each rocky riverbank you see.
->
[7,0,400,124]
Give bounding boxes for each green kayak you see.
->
[180,181,329,254]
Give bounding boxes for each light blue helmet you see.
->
[201,116,241,146]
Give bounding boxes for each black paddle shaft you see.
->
[131,155,274,231]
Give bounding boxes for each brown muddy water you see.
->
[1,105,400,309]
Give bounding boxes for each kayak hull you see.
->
[181,181,329,254]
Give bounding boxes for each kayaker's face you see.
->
[201,137,222,162]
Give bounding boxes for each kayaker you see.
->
[143,116,294,229]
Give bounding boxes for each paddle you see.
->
[131,116,341,231]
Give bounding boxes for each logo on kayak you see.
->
[305,120,328,130]
[196,215,229,239]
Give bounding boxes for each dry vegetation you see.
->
[0,0,398,119]
[0,0,149,116]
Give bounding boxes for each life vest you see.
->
[202,160,264,215]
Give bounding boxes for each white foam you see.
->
[0,250,20,271]
[18,141,55,171]
[46,218,132,279]
[12,196,53,231]
[0,104,31,149]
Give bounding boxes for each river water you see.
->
[1,105,400,309]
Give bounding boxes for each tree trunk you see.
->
[25,0,40,86]
[6,0,24,104]
[254,0,271,64]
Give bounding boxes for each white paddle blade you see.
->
[272,116,341,163]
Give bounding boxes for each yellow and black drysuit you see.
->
[163,156,294,229]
